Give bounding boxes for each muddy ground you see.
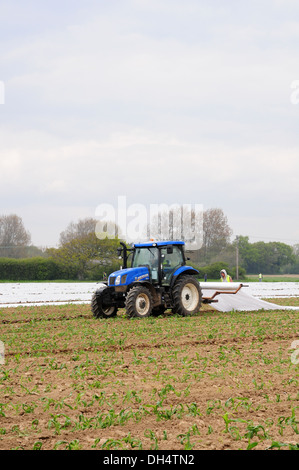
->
[0,301,298,450]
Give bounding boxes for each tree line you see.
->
[0,212,298,280]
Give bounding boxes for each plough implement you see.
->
[201,282,246,303]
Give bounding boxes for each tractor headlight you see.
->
[115,275,121,285]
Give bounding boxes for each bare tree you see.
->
[59,218,98,246]
[147,205,203,249]
[202,208,232,260]
[0,214,31,258]
[60,217,122,246]
[292,243,299,257]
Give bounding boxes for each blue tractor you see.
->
[91,240,202,318]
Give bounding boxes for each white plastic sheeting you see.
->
[0,282,97,308]
[0,281,298,311]
[204,288,299,312]
[201,282,299,312]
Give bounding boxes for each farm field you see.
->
[0,301,298,450]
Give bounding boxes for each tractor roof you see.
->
[133,241,185,248]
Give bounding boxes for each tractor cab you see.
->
[131,241,185,285]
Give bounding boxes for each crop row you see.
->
[0,303,298,450]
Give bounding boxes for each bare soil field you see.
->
[0,301,298,450]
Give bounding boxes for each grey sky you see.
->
[1,0,299,247]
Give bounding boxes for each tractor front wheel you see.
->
[125,285,153,318]
[91,289,117,319]
[172,276,202,316]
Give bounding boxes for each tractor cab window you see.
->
[132,247,159,281]
[161,245,184,285]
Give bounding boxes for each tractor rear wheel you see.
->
[125,285,153,318]
[172,276,202,316]
[91,289,117,319]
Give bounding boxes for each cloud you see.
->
[4,5,294,108]
[1,1,299,245]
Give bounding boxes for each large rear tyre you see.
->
[172,276,202,316]
[91,288,117,319]
[125,285,153,318]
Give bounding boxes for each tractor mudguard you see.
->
[95,284,114,302]
[170,266,199,287]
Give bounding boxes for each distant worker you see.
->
[204,273,208,282]
[259,273,263,282]
[220,269,232,282]
[103,272,107,281]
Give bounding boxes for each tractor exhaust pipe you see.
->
[117,242,129,269]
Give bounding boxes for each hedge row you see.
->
[0,257,76,281]
[0,257,121,281]
[0,257,245,282]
